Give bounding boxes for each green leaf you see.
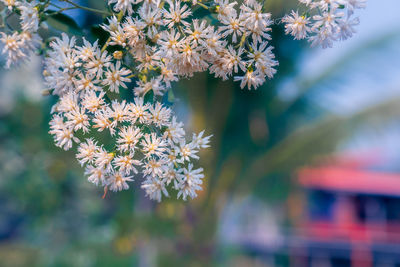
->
[144,90,154,104]
[90,25,109,46]
[167,88,175,103]
[46,11,82,35]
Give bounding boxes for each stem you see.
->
[60,0,112,16]
[49,2,63,9]
[47,7,79,16]
[177,25,186,36]
[262,0,267,12]
[236,33,247,49]
[197,2,209,9]
[101,37,111,53]
[103,89,114,103]
[4,13,15,31]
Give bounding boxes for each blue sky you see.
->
[302,0,400,115]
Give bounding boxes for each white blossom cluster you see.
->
[102,0,278,91]
[0,0,41,68]
[45,33,211,201]
[282,0,366,48]
[0,0,368,201]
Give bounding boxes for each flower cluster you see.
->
[282,0,366,48]
[46,33,211,201]
[0,0,42,68]
[101,0,278,91]
[0,0,368,201]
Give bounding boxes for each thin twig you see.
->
[60,0,112,16]
[197,2,209,9]
[47,7,79,16]
[49,2,64,9]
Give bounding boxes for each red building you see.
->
[295,157,400,267]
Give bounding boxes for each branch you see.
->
[60,0,112,16]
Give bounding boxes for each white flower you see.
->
[108,171,134,192]
[77,38,98,61]
[143,157,167,178]
[239,0,271,31]
[49,117,79,150]
[109,100,130,125]
[117,126,143,152]
[141,177,169,202]
[95,147,115,171]
[159,63,178,87]
[17,1,39,32]
[234,70,263,90]
[309,27,336,48]
[163,0,192,28]
[92,109,114,134]
[75,73,100,92]
[139,4,163,38]
[192,130,212,149]
[81,91,106,113]
[0,32,26,68]
[123,17,145,47]
[49,33,76,55]
[59,50,81,71]
[288,0,366,48]
[200,28,225,56]
[164,116,185,144]
[65,107,90,133]
[101,16,119,33]
[225,46,246,73]
[85,165,107,186]
[148,102,171,127]
[177,141,199,162]
[114,153,141,174]
[57,92,78,113]
[108,0,135,15]
[176,39,204,68]
[184,19,210,45]
[163,165,179,186]
[283,11,311,40]
[76,138,99,166]
[215,0,237,20]
[1,0,17,10]
[337,17,359,41]
[345,0,367,13]
[141,133,167,158]
[248,42,278,79]
[299,0,312,6]
[136,49,161,71]
[103,61,132,93]
[134,77,165,96]
[85,50,112,78]
[312,9,343,33]
[177,164,204,200]
[129,97,151,124]
[109,25,128,47]
[158,29,181,57]
[0,31,40,68]
[218,14,244,43]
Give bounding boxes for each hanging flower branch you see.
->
[0,0,366,201]
[282,0,366,48]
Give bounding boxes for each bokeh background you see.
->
[1,0,400,266]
